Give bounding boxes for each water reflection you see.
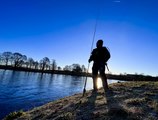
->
[48,74,55,87]
[37,73,46,88]
[0,70,120,119]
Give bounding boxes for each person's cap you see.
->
[97,39,103,44]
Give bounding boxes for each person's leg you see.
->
[92,64,98,91]
[99,65,108,91]
[92,75,97,91]
[101,73,108,90]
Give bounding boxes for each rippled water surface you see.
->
[0,70,120,119]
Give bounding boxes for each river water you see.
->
[0,70,120,119]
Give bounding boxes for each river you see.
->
[0,70,120,119]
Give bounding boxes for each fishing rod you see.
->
[106,47,110,72]
[106,64,110,72]
[82,12,99,97]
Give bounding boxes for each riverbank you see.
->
[4,81,158,120]
[1,65,158,81]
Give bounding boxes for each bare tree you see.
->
[63,65,72,71]
[0,53,3,65]
[27,58,34,69]
[1,52,13,66]
[21,55,27,67]
[51,59,57,71]
[81,65,86,73]
[72,64,82,73]
[25,61,29,68]
[40,57,50,71]
[33,61,39,69]
[13,52,27,67]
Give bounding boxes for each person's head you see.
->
[96,39,103,48]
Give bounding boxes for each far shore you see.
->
[0,65,158,81]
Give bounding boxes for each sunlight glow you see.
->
[97,77,103,89]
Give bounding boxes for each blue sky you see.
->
[0,0,158,76]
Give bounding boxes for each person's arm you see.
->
[104,47,111,62]
[88,50,94,63]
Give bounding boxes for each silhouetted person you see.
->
[89,39,111,92]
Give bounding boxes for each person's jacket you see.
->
[89,47,110,64]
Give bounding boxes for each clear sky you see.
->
[0,0,158,76]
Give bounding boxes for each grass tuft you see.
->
[4,110,25,120]
[56,112,74,120]
[125,98,146,106]
[149,100,158,112]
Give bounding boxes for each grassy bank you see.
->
[4,81,158,120]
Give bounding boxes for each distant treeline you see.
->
[107,74,158,81]
[0,51,158,81]
[0,51,87,73]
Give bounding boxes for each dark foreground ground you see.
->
[4,81,158,120]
